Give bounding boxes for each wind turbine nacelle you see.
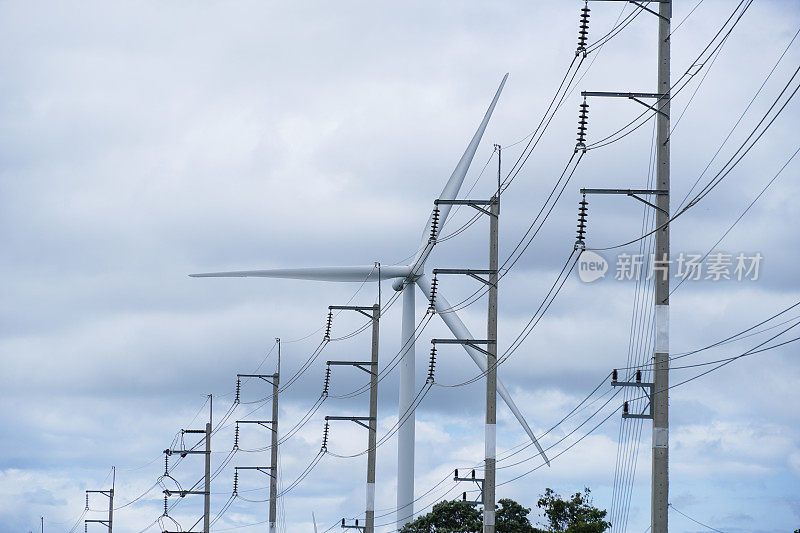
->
[392,274,420,291]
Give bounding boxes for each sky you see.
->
[1,1,800,532]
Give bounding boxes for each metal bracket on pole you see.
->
[341,518,366,530]
[236,420,276,432]
[432,268,497,288]
[434,198,498,218]
[235,465,275,479]
[453,469,485,507]
[581,91,669,119]
[612,370,655,419]
[431,338,496,358]
[580,188,669,215]
[327,360,378,376]
[329,304,376,320]
[164,448,209,456]
[325,416,376,431]
[237,373,279,386]
[587,0,670,22]
[163,489,209,497]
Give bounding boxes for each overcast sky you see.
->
[2,1,800,532]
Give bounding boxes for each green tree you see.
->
[400,497,537,532]
[399,489,610,533]
[534,488,611,533]
[399,499,481,532]
[497,498,536,532]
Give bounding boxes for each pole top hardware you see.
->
[580,188,668,215]
[432,338,496,357]
[434,198,498,218]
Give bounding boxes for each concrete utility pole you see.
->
[108,468,114,533]
[484,153,500,533]
[583,2,671,532]
[235,342,281,533]
[327,304,380,533]
[204,421,211,533]
[652,3,671,532]
[430,188,502,530]
[269,338,281,533]
[366,304,380,532]
[162,404,212,533]
[85,467,115,533]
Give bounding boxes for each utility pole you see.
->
[235,340,280,533]
[366,304,379,532]
[85,466,114,532]
[204,416,211,533]
[431,188,501,531]
[327,304,380,533]
[163,403,212,533]
[652,3,671,532]
[269,339,280,533]
[582,2,671,532]
[484,147,500,533]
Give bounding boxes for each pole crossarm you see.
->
[581,91,665,99]
[581,91,669,118]
[237,373,278,385]
[329,304,378,320]
[164,449,209,456]
[86,490,112,496]
[431,338,496,358]
[236,420,276,431]
[580,188,667,195]
[85,520,110,525]
[327,360,377,375]
[454,469,485,507]
[235,466,275,478]
[163,489,208,497]
[612,378,655,420]
[433,268,497,287]
[587,0,669,20]
[435,198,498,218]
[580,188,668,215]
[325,415,376,430]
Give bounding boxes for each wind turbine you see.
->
[191,73,549,528]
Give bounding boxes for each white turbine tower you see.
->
[191,74,549,528]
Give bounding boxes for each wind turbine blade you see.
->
[189,265,411,282]
[313,512,318,533]
[416,274,550,466]
[413,73,509,266]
